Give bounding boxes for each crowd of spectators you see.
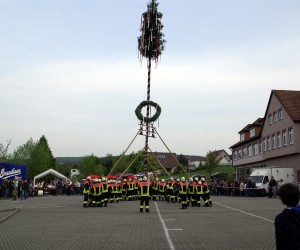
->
[0,178,86,200]
[208,178,262,197]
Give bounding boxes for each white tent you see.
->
[34,168,68,185]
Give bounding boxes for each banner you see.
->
[0,163,27,183]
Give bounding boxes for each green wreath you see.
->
[135,101,161,123]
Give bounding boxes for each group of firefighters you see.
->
[83,176,212,212]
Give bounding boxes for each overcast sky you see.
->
[1,0,300,158]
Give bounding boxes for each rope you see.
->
[116,151,142,181]
[148,147,171,178]
[155,129,190,178]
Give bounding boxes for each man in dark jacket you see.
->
[275,183,300,250]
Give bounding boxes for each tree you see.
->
[0,140,12,162]
[177,154,189,171]
[28,135,55,178]
[98,154,113,175]
[204,151,220,177]
[77,154,104,177]
[11,138,37,165]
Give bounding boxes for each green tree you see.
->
[204,151,220,177]
[77,154,104,177]
[28,135,55,178]
[98,154,113,175]
[0,140,12,162]
[11,138,37,165]
[177,154,189,171]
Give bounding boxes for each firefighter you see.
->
[101,177,109,207]
[139,176,151,212]
[179,177,189,209]
[187,177,196,207]
[195,181,203,207]
[133,176,139,200]
[158,179,167,200]
[173,178,180,203]
[201,177,212,207]
[151,178,159,200]
[122,179,128,200]
[127,178,134,201]
[92,179,102,207]
[167,177,176,203]
[110,180,118,203]
[83,176,91,207]
[117,180,122,202]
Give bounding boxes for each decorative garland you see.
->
[135,101,161,123]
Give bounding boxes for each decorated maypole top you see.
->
[138,0,166,63]
[136,0,166,175]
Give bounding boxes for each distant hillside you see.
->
[56,157,83,165]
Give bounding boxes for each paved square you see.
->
[0,195,284,250]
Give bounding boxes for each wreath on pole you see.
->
[135,100,161,123]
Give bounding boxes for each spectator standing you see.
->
[269,176,277,198]
[275,183,300,250]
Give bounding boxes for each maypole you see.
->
[135,0,166,176]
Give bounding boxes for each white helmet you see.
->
[201,177,205,182]
[189,178,193,182]
[156,178,159,181]
[198,181,202,185]
[176,178,180,182]
[143,176,148,181]
[123,179,127,182]
[195,177,199,181]
[102,177,106,182]
[139,178,142,182]
[129,178,132,181]
[118,181,121,184]
[161,179,165,182]
[181,177,185,182]
[170,177,174,181]
[87,176,91,180]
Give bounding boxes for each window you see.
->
[253,143,258,155]
[283,130,287,146]
[250,128,255,137]
[278,109,283,120]
[288,128,294,144]
[240,133,245,141]
[272,135,276,149]
[277,133,281,148]
[268,115,273,125]
[248,145,252,156]
[267,136,271,150]
[238,149,242,159]
[273,112,278,123]
[243,147,247,158]
[234,151,237,160]
[259,141,262,153]
[263,138,267,152]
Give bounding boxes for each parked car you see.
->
[210,171,228,179]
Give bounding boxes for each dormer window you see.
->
[240,133,245,141]
[250,128,255,137]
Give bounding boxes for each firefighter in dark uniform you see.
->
[83,176,91,207]
[179,177,189,209]
[139,176,151,212]
[158,179,167,200]
[92,179,102,207]
[187,177,196,206]
[195,181,203,207]
[201,177,212,207]
[122,179,128,200]
[101,177,109,207]
[151,178,159,200]
[167,177,176,203]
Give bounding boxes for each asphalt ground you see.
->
[0,195,284,250]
